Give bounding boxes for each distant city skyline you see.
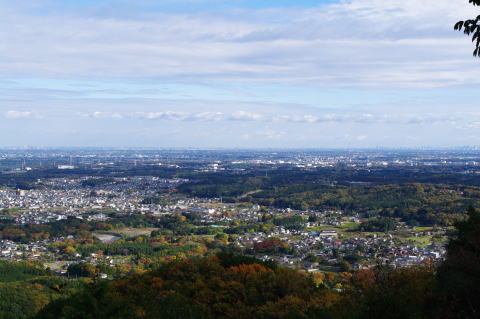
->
[1,0,480,148]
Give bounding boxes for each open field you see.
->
[405,236,433,247]
[99,228,159,238]
[412,227,434,233]
[337,222,360,230]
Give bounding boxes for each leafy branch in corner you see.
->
[455,0,480,56]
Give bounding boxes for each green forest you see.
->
[0,261,82,319]
[179,172,480,226]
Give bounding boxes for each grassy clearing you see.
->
[337,222,359,229]
[307,226,336,231]
[44,261,70,271]
[1,207,23,215]
[412,227,433,233]
[103,228,159,238]
[405,236,432,247]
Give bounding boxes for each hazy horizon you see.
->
[2,146,480,152]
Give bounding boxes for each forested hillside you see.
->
[180,171,480,225]
[31,207,480,319]
[0,261,82,319]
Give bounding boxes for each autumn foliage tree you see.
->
[339,266,435,319]
[35,254,343,319]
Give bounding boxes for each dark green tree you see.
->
[454,0,480,56]
[436,206,480,318]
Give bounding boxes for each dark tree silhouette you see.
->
[455,0,480,56]
[436,205,480,318]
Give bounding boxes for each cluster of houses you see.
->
[154,201,446,270]
[0,176,189,225]
[0,176,447,273]
[0,239,49,260]
[164,202,445,270]
[144,198,448,271]
[230,225,445,270]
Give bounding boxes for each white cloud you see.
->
[228,111,264,121]
[466,121,480,129]
[73,109,471,126]
[3,110,42,120]
[135,112,189,121]
[0,0,478,88]
[190,112,224,121]
[92,112,123,119]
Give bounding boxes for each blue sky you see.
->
[28,0,338,11]
[1,0,480,148]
